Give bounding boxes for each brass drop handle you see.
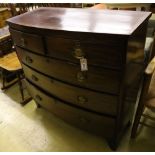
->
[35,95,42,101]
[26,56,33,63]
[20,38,27,47]
[31,75,38,81]
[77,95,87,104]
[73,48,85,59]
[77,72,86,82]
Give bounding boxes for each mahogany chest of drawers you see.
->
[7,8,151,150]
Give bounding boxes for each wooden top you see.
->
[7,7,152,35]
[0,52,22,71]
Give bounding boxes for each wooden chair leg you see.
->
[20,97,32,105]
[16,70,32,105]
[36,102,41,108]
[1,69,19,90]
[16,70,24,101]
[2,69,6,89]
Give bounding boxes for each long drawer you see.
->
[17,47,121,94]
[45,36,123,69]
[10,28,44,54]
[25,79,115,138]
[23,64,118,115]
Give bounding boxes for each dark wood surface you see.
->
[10,28,44,53]
[7,7,151,35]
[45,35,124,69]
[11,27,125,69]
[18,47,121,94]
[23,63,118,115]
[25,79,115,139]
[7,7,151,150]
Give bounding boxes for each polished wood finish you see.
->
[7,8,151,150]
[23,63,118,115]
[10,28,44,54]
[45,35,124,69]
[25,79,115,138]
[18,47,121,94]
[0,52,21,71]
[7,7,151,35]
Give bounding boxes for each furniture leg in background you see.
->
[0,52,32,105]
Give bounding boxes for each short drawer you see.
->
[23,64,118,115]
[25,79,115,138]
[45,36,123,69]
[10,28,44,53]
[17,47,121,94]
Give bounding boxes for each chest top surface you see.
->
[7,7,151,35]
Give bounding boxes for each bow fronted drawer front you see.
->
[25,79,115,139]
[18,47,121,95]
[10,28,44,54]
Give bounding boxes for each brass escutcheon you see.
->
[73,48,85,59]
[31,75,38,81]
[35,95,42,101]
[77,95,87,104]
[26,56,33,63]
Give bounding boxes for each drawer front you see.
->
[25,79,115,138]
[23,64,118,115]
[10,28,44,54]
[17,47,121,94]
[46,36,123,69]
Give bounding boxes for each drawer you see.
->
[25,79,115,138]
[10,28,44,54]
[17,47,121,94]
[45,36,123,69]
[23,64,118,115]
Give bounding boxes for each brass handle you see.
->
[77,72,86,82]
[26,56,33,63]
[77,95,87,104]
[31,75,38,81]
[20,38,26,47]
[35,95,42,101]
[73,48,85,59]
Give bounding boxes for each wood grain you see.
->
[7,7,151,35]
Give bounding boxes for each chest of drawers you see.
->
[7,8,151,150]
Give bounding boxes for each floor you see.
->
[0,79,155,152]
